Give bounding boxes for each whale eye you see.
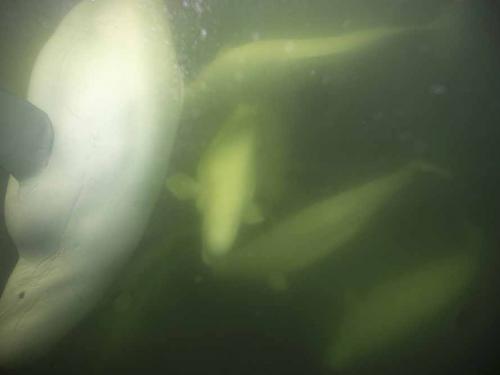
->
[18,291,25,299]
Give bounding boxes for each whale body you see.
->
[327,249,478,369]
[183,25,433,118]
[0,0,182,365]
[211,162,449,285]
[168,104,273,259]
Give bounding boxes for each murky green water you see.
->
[1,1,500,374]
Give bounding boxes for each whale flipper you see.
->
[0,89,53,181]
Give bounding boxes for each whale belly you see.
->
[0,0,182,365]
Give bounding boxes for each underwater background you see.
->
[1,0,500,374]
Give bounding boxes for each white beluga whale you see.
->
[210,161,450,288]
[326,242,479,370]
[167,103,281,259]
[183,24,437,117]
[0,0,182,365]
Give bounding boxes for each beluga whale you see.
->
[0,0,182,365]
[167,103,278,260]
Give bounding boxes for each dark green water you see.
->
[1,1,500,374]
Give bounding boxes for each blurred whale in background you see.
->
[326,243,479,370]
[167,104,275,259]
[210,161,449,287]
[184,24,439,117]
